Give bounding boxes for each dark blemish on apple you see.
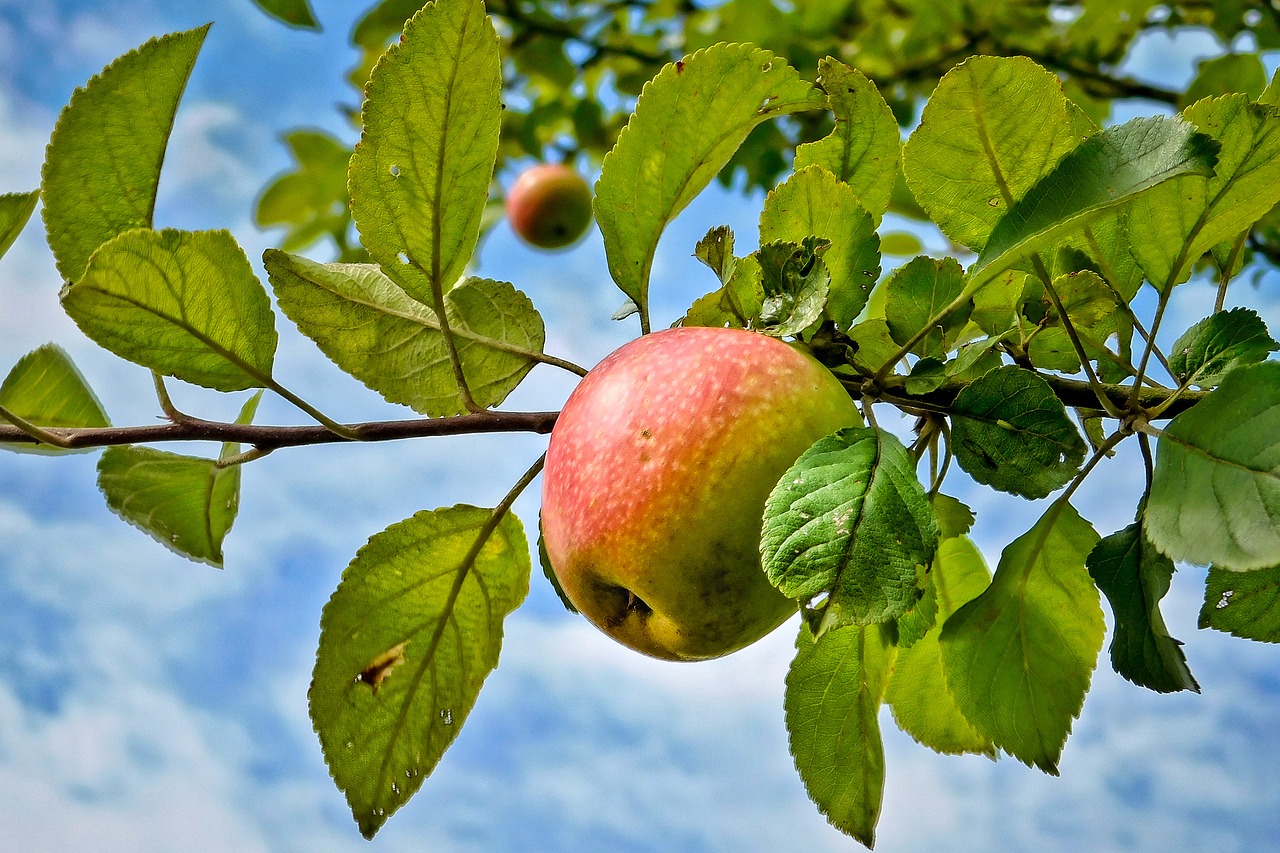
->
[357,641,409,694]
[626,590,652,617]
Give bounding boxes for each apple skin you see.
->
[505,163,594,250]
[541,326,862,661]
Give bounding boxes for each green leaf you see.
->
[1087,523,1199,693]
[1043,270,1117,333]
[1168,307,1277,388]
[903,56,1081,251]
[97,392,260,567]
[759,166,879,328]
[42,26,209,282]
[886,536,995,756]
[350,0,501,305]
[786,622,894,848]
[537,515,577,615]
[256,131,353,253]
[884,256,970,359]
[62,229,277,392]
[904,357,947,395]
[1130,96,1280,288]
[879,232,924,257]
[264,251,543,416]
[940,502,1103,773]
[846,317,900,376]
[761,426,938,630]
[693,225,737,285]
[755,239,831,337]
[250,0,320,29]
[1145,361,1280,570]
[1181,53,1268,109]
[973,116,1219,283]
[949,365,1087,499]
[795,58,901,223]
[310,505,530,838]
[0,344,110,453]
[1199,564,1280,643]
[0,190,38,260]
[1262,67,1280,106]
[931,493,975,539]
[595,44,824,326]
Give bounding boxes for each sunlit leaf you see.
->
[973,116,1218,283]
[940,502,1103,773]
[42,26,208,281]
[62,229,277,391]
[795,58,901,223]
[759,166,879,328]
[96,393,260,567]
[595,43,824,325]
[310,505,530,838]
[1145,361,1280,570]
[350,0,501,304]
[1130,96,1280,288]
[886,536,995,756]
[883,256,969,359]
[0,190,38,260]
[903,56,1081,250]
[265,251,543,416]
[1167,307,1277,388]
[786,622,894,848]
[0,344,109,454]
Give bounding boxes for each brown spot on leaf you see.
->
[357,642,408,694]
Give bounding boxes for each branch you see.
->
[872,373,1207,420]
[0,410,559,451]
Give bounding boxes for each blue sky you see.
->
[1,1,1279,851]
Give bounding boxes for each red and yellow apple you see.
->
[505,163,593,250]
[540,326,861,661]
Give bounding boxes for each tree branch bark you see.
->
[0,410,560,451]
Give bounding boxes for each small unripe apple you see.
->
[505,163,593,250]
[541,326,861,661]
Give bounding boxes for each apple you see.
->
[505,163,594,250]
[540,326,862,661]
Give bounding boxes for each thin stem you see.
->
[1031,254,1122,417]
[153,373,187,422]
[215,446,275,469]
[875,289,971,383]
[1138,431,1154,493]
[1215,232,1248,314]
[1127,282,1176,410]
[1059,429,1127,507]
[260,374,362,440]
[927,420,954,499]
